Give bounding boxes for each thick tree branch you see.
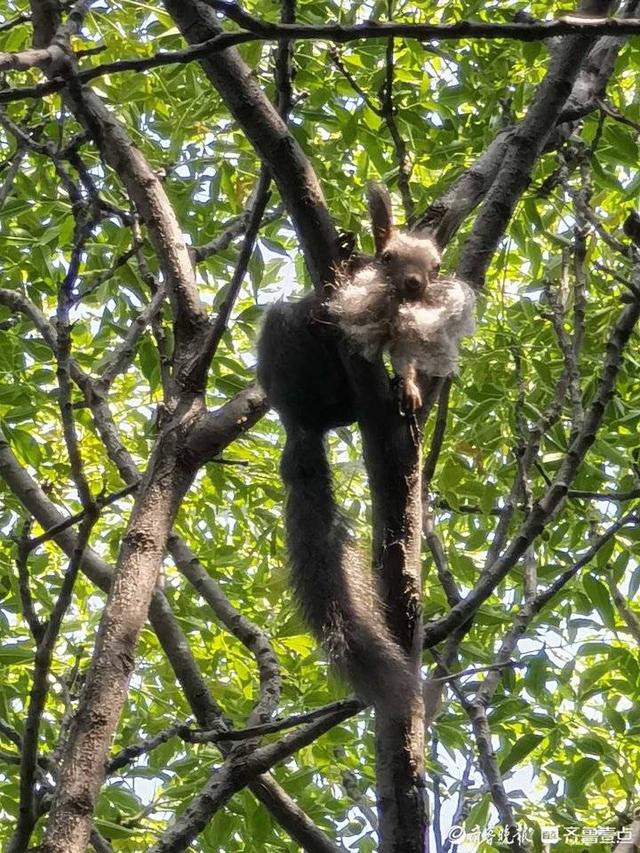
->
[447,676,525,853]
[417,2,633,246]
[0,420,219,720]
[0,269,333,849]
[26,2,221,845]
[163,0,337,291]
[0,425,339,853]
[609,578,640,643]
[458,0,614,287]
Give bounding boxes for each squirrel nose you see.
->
[404,275,423,295]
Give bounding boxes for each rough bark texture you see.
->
[0,417,340,853]
[458,0,615,287]
[28,3,214,849]
[0,424,221,727]
[416,0,631,249]
[358,376,443,851]
[42,452,199,852]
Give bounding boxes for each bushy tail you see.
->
[280,427,412,713]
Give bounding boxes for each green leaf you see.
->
[0,644,33,665]
[582,574,616,629]
[566,757,599,801]
[499,733,544,774]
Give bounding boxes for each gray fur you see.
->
[257,295,413,713]
[332,183,475,381]
[280,428,412,711]
[257,182,475,712]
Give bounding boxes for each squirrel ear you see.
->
[367,182,394,255]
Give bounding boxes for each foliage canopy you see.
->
[0,1,640,851]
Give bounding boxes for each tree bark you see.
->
[358,376,442,852]
[26,1,223,847]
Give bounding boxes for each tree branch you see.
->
[0,421,339,853]
[7,511,97,853]
[207,2,640,44]
[458,0,615,287]
[416,1,633,247]
[149,702,355,853]
[0,278,334,851]
[163,0,338,290]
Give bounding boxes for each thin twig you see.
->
[193,205,283,263]
[185,699,362,743]
[380,11,414,220]
[107,722,189,773]
[16,519,45,642]
[608,573,640,643]
[206,172,272,363]
[533,506,639,613]
[73,243,141,306]
[27,482,139,550]
[328,47,381,115]
[423,378,451,487]
[148,700,358,852]
[597,96,640,132]
[101,287,167,387]
[2,14,640,107]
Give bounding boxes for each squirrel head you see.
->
[367,182,441,303]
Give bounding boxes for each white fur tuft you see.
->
[329,269,391,360]
[391,277,476,376]
[330,243,475,377]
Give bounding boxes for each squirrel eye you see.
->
[381,250,392,263]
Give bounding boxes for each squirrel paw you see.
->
[395,376,422,414]
[403,379,422,413]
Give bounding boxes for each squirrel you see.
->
[257,183,475,712]
[330,183,476,411]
